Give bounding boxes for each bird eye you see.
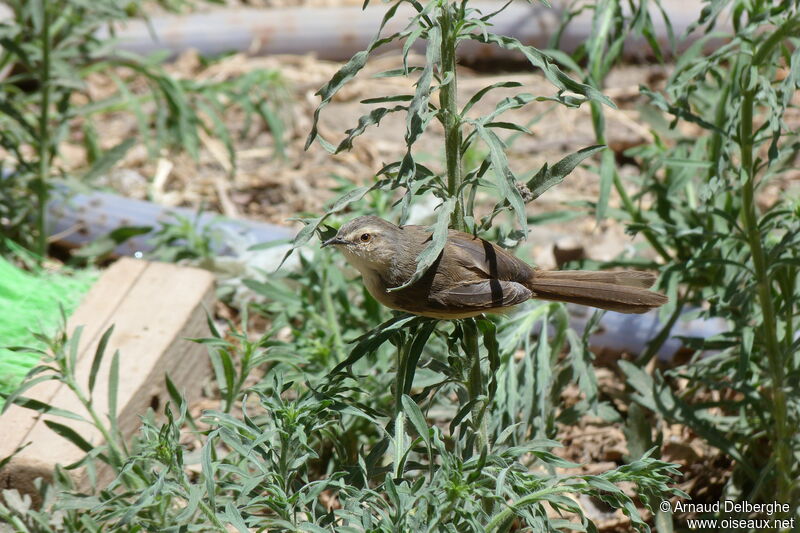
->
[360,233,371,242]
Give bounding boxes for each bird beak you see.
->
[322,236,349,248]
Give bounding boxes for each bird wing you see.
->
[444,230,533,283]
[429,280,531,310]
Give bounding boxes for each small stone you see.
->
[553,237,586,267]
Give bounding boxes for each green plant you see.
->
[558,0,800,518]
[2,319,686,532]
[0,0,289,258]
[280,0,683,528]
[0,0,692,529]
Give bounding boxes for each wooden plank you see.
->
[1,258,214,500]
[0,258,147,460]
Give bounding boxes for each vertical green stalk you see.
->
[438,3,488,452]
[465,319,489,452]
[36,0,52,259]
[394,339,409,416]
[590,100,671,264]
[438,2,465,232]
[321,253,345,361]
[583,0,671,264]
[393,340,408,478]
[738,85,789,505]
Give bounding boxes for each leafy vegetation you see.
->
[4,0,798,531]
[0,0,288,258]
[555,0,800,515]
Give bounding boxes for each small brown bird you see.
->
[323,216,667,318]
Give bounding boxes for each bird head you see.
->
[322,216,401,273]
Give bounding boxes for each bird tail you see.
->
[525,270,667,314]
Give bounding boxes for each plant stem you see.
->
[464,319,489,452]
[438,2,465,232]
[636,297,685,366]
[36,0,52,259]
[738,85,790,506]
[69,379,127,470]
[589,101,671,263]
[395,339,409,415]
[321,254,345,361]
[438,2,488,454]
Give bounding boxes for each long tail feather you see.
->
[526,270,666,314]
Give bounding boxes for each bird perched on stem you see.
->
[323,216,667,319]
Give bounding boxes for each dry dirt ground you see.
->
[65,50,676,269]
[53,42,793,530]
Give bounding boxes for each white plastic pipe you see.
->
[99,1,725,62]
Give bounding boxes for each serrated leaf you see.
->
[476,125,527,231]
[305,51,369,150]
[469,32,616,109]
[527,144,606,201]
[336,106,406,153]
[305,1,403,150]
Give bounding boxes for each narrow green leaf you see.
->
[44,420,94,452]
[219,349,236,401]
[753,18,800,67]
[462,81,523,116]
[108,350,120,432]
[224,502,249,533]
[2,374,59,414]
[372,66,424,78]
[0,99,37,137]
[8,396,88,423]
[336,106,407,153]
[258,101,286,157]
[405,26,439,148]
[306,51,369,150]
[393,411,406,477]
[202,432,217,509]
[402,25,425,72]
[481,93,536,124]
[595,149,615,222]
[332,315,421,374]
[485,121,532,134]
[738,327,753,380]
[401,395,430,448]
[360,95,414,104]
[586,475,623,494]
[306,1,403,149]
[88,325,114,396]
[67,326,84,375]
[402,320,437,395]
